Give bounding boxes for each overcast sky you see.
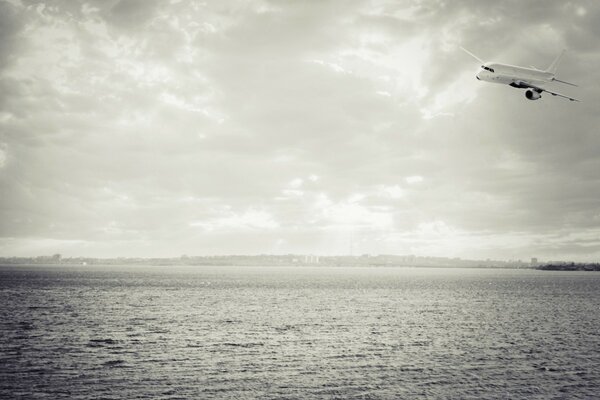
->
[1,0,599,261]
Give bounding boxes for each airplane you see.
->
[461,47,580,102]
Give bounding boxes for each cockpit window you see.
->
[481,65,495,73]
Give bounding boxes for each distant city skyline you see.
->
[0,252,562,267]
[0,252,543,268]
[1,1,600,261]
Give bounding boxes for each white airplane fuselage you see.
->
[476,62,553,87]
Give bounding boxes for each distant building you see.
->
[303,255,319,264]
[531,257,538,266]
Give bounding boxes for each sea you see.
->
[1,265,599,399]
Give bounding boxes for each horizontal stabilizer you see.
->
[552,78,578,87]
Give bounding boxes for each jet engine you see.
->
[525,89,541,100]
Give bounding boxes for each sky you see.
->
[0,0,599,261]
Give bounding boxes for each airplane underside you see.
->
[509,82,533,89]
[508,82,543,100]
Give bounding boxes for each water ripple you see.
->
[1,266,599,399]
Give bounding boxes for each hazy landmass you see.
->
[0,254,552,269]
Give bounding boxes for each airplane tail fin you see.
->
[545,49,566,75]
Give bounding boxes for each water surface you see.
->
[1,265,599,399]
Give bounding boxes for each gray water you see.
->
[1,265,599,399]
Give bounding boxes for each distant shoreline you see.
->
[2,255,599,271]
[0,263,538,270]
[536,263,600,271]
[2,263,600,272]
[0,254,534,269]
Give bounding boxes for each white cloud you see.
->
[309,59,349,74]
[419,69,479,119]
[378,185,404,199]
[0,143,7,169]
[312,193,393,231]
[288,178,304,189]
[417,220,456,237]
[190,208,279,232]
[405,175,423,184]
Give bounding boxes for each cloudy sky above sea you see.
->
[1,0,599,261]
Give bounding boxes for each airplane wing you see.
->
[460,46,484,64]
[519,81,580,102]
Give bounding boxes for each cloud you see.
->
[0,1,26,69]
[1,0,599,260]
[190,207,279,231]
[0,142,7,169]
